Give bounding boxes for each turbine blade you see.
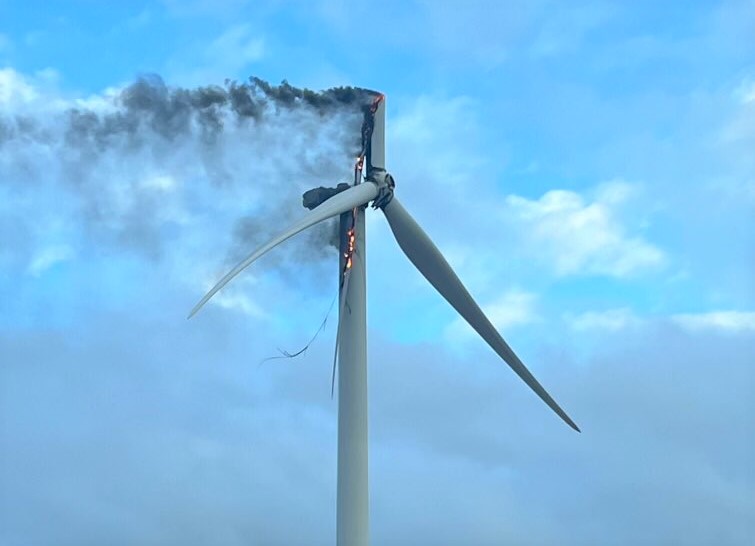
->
[189,182,378,318]
[331,269,351,398]
[382,197,580,432]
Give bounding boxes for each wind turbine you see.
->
[189,93,579,546]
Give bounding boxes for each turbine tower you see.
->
[189,94,579,546]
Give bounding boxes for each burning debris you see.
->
[344,226,356,270]
[302,183,351,210]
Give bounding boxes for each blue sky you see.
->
[1,1,754,544]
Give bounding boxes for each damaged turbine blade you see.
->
[189,182,378,318]
[381,197,580,432]
[332,268,352,398]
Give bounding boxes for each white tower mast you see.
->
[336,98,384,546]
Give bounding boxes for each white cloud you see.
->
[141,174,178,192]
[445,289,538,341]
[212,290,266,317]
[707,78,755,206]
[71,86,122,112]
[208,24,265,66]
[0,68,40,109]
[0,67,92,114]
[198,273,266,318]
[672,311,755,333]
[384,93,492,233]
[566,307,641,332]
[721,88,755,145]
[505,180,665,277]
[27,245,74,277]
[168,24,265,85]
[391,95,483,181]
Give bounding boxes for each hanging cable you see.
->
[259,293,338,365]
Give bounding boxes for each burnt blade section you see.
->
[358,93,385,178]
[302,183,352,210]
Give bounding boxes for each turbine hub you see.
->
[367,168,395,209]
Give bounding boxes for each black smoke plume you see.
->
[0,74,380,280]
[56,75,378,149]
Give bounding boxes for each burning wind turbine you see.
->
[189,91,579,546]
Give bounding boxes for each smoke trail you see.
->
[0,72,379,285]
[55,75,377,149]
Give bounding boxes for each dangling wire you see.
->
[259,293,338,365]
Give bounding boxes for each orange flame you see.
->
[344,228,356,269]
[370,94,385,114]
